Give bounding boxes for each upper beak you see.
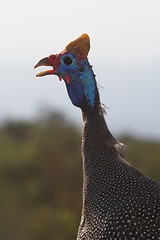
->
[34,57,57,77]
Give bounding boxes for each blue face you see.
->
[57,52,96,109]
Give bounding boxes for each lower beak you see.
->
[34,57,57,77]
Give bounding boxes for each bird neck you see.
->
[80,102,118,224]
[82,103,117,195]
[81,83,117,157]
[82,107,117,176]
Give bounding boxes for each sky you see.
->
[0,0,160,139]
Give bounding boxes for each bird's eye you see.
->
[63,56,73,65]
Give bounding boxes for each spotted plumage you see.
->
[35,34,160,239]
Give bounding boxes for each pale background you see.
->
[0,0,160,139]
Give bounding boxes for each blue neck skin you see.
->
[59,56,97,109]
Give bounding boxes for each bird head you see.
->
[34,33,98,109]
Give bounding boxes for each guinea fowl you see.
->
[35,34,160,240]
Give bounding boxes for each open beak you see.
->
[34,57,57,77]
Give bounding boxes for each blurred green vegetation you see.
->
[0,111,159,240]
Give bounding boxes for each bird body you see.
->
[78,108,160,239]
[35,34,160,239]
